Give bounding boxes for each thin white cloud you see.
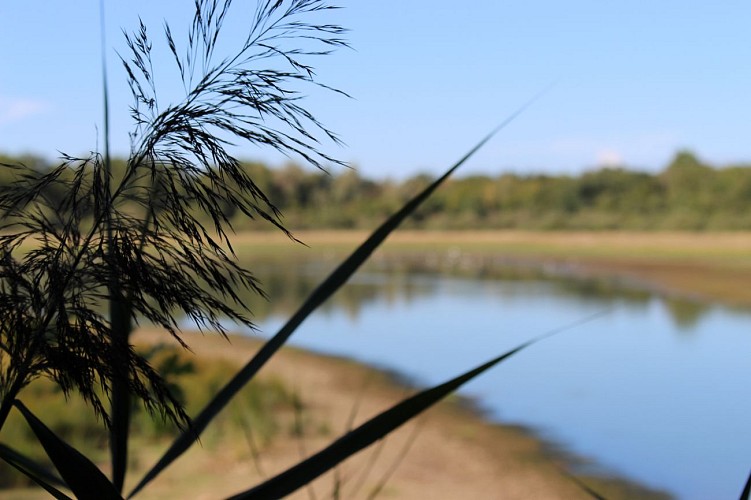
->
[549,131,680,169]
[596,149,623,167]
[0,96,49,125]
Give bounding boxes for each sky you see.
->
[1,1,750,180]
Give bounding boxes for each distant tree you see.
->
[578,168,664,213]
[661,150,715,213]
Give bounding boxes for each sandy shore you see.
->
[122,328,670,500]
[2,329,671,500]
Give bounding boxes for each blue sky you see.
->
[1,1,749,179]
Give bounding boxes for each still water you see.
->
[242,261,751,500]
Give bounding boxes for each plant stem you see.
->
[0,371,28,430]
[100,2,132,492]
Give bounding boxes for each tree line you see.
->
[3,150,751,230]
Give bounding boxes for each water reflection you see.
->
[243,257,439,322]
[662,298,707,330]
[241,255,709,332]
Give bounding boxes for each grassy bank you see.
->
[232,230,751,308]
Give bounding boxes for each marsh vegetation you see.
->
[2,1,750,499]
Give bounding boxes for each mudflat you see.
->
[123,328,669,500]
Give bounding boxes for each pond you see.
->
[230,258,751,500]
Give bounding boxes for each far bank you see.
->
[231,229,751,309]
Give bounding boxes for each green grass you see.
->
[0,345,295,490]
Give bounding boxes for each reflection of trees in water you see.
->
[237,254,710,330]
[238,257,434,322]
[662,299,707,331]
[371,253,713,330]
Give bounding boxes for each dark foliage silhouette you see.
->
[0,2,592,499]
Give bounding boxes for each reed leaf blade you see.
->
[226,339,537,499]
[128,98,538,497]
[740,468,751,500]
[13,400,122,500]
[0,442,70,498]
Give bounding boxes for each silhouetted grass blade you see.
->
[226,339,537,499]
[100,2,131,493]
[557,465,607,500]
[128,93,544,498]
[13,400,122,500]
[0,443,70,499]
[740,468,751,500]
[109,299,133,494]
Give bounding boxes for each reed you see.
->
[3,2,745,499]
